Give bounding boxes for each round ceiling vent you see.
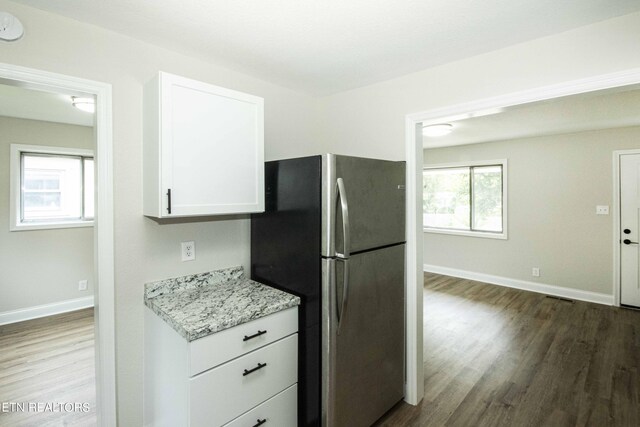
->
[0,12,24,42]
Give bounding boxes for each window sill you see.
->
[423,227,507,240]
[11,220,94,232]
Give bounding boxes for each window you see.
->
[10,145,94,231]
[423,160,507,239]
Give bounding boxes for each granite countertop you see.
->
[144,266,300,342]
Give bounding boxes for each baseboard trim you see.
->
[423,264,614,306]
[0,296,95,326]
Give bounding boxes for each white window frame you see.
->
[423,159,508,240]
[10,144,94,231]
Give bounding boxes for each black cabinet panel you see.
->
[251,156,322,426]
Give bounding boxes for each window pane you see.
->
[23,155,82,221]
[24,176,60,190]
[423,168,470,230]
[24,192,61,209]
[84,158,95,219]
[472,166,502,232]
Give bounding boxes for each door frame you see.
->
[0,62,116,425]
[403,67,640,405]
[612,149,640,307]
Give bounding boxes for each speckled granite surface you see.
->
[144,266,300,341]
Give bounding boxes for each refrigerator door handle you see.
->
[336,258,350,335]
[336,177,351,258]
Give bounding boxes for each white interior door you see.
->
[620,153,640,307]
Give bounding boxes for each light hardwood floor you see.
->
[0,308,96,427]
[376,273,640,427]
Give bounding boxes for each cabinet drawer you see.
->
[223,384,297,427]
[189,307,298,376]
[189,334,298,427]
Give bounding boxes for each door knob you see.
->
[623,239,638,245]
[624,228,631,234]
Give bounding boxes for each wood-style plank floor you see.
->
[0,308,96,427]
[376,273,640,427]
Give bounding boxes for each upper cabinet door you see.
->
[144,72,264,218]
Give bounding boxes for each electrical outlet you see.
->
[181,241,196,262]
[596,205,609,215]
[78,280,88,291]
[532,267,540,277]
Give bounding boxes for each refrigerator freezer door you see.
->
[323,244,405,427]
[322,155,406,257]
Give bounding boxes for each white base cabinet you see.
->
[143,71,264,218]
[144,307,298,427]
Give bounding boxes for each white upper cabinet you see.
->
[144,72,264,218]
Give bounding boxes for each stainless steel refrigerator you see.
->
[251,154,405,426]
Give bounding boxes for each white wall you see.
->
[0,1,320,424]
[424,126,640,296]
[316,12,640,160]
[0,116,94,313]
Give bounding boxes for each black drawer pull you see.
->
[243,362,267,376]
[253,419,267,427]
[243,330,267,341]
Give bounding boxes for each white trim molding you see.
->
[403,120,424,405]
[408,68,640,129]
[0,297,94,326]
[424,264,614,306]
[0,62,116,426]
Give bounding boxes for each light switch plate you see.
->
[596,205,609,215]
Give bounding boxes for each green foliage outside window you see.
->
[423,164,503,233]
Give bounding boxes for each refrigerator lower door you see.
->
[323,244,405,427]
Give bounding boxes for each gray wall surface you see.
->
[0,116,94,312]
[424,126,640,295]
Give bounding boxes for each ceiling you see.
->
[11,0,640,95]
[422,85,640,148]
[0,83,94,126]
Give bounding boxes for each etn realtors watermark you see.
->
[1,402,90,413]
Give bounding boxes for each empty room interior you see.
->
[1,1,640,426]
[0,83,97,426]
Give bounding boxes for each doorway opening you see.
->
[0,82,97,425]
[0,63,116,425]
[403,69,640,406]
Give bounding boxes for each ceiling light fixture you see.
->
[71,96,95,113]
[422,123,453,137]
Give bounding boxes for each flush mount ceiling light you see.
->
[71,96,95,113]
[422,123,453,137]
[0,12,24,41]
